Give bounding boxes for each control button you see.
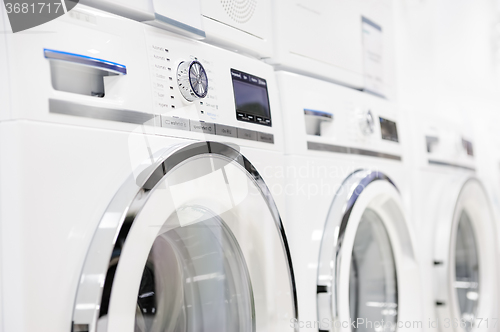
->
[255,117,271,126]
[160,115,190,131]
[257,132,274,144]
[231,70,242,79]
[190,120,215,134]
[237,112,251,122]
[236,112,259,123]
[237,128,257,141]
[215,124,237,138]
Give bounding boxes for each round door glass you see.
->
[349,208,398,332]
[72,144,296,332]
[454,211,479,329]
[134,207,254,332]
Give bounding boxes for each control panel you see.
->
[144,26,282,148]
[403,106,476,171]
[426,134,473,157]
[6,5,282,151]
[277,71,400,159]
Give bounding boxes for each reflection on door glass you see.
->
[454,211,479,331]
[134,207,254,332]
[349,209,398,332]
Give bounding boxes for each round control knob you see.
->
[358,109,375,136]
[177,60,208,102]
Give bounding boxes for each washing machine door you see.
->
[71,142,297,332]
[316,170,421,332]
[434,178,498,332]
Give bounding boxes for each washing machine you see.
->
[79,0,273,58]
[0,5,297,332]
[468,98,500,322]
[404,104,499,332]
[393,2,500,330]
[276,71,422,331]
[269,0,396,98]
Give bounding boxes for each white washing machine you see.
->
[394,2,500,330]
[468,98,500,322]
[269,0,396,98]
[0,5,297,332]
[276,71,422,331]
[404,105,499,332]
[79,0,273,58]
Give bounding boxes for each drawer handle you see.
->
[44,48,127,75]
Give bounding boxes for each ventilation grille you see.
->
[221,0,257,23]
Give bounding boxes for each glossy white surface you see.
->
[200,0,274,58]
[269,0,395,98]
[79,0,204,39]
[0,6,293,332]
[80,0,272,57]
[395,1,500,330]
[79,0,154,21]
[276,71,422,331]
[469,99,500,331]
[1,4,284,152]
[401,99,498,332]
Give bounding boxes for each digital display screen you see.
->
[231,69,272,126]
[379,117,399,142]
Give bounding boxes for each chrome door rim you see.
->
[316,170,401,331]
[71,141,298,332]
[434,177,498,332]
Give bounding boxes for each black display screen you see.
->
[379,117,399,142]
[231,69,272,126]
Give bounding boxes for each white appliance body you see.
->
[405,107,499,332]
[79,0,273,58]
[199,0,274,58]
[469,99,500,328]
[79,0,205,39]
[269,0,395,98]
[277,71,422,331]
[0,6,296,332]
[79,0,154,21]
